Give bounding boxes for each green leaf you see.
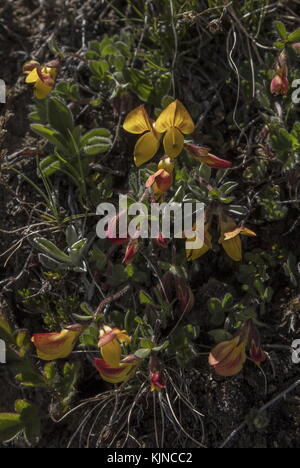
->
[31,124,67,152]
[139,290,154,305]
[90,60,110,79]
[0,413,23,442]
[44,362,57,382]
[80,128,112,148]
[208,298,222,314]
[16,400,41,446]
[38,254,66,271]
[288,28,300,43]
[275,21,288,40]
[33,237,70,263]
[140,339,154,349]
[152,341,169,352]
[274,41,286,50]
[123,68,154,103]
[134,348,151,359]
[208,329,233,343]
[222,293,234,310]
[0,315,14,344]
[47,97,74,136]
[124,309,136,333]
[39,154,62,177]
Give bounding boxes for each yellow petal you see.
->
[34,82,52,99]
[221,236,242,262]
[123,105,152,134]
[31,328,83,361]
[25,68,39,83]
[155,100,195,134]
[163,127,184,159]
[95,359,137,384]
[101,339,122,368]
[224,227,256,240]
[134,132,160,166]
[186,229,212,261]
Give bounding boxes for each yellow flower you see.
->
[157,156,175,174]
[98,326,131,368]
[219,215,256,262]
[209,320,266,377]
[186,223,212,261]
[209,335,247,377]
[31,324,84,361]
[123,105,161,167]
[155,100,195,159]
[23,60,58,99]
[94,355,139,384]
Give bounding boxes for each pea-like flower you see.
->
[94,355,139,384]
[149,355,166,392]
[123,240,139,265]
[270,73,289,95]
[209,320,266,377]
[23,59,59,99]
[219,214,256,262]
[186,223,212,261]
[209,335,247,377]
[270,50,289,95]
[123,105,161,167]
[155,100,195,159]
[31,324,84,361]
[146,168,173,194]
[150,372,166,392]
[98,326,131,368]
[185,144,232,168]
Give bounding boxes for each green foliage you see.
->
[0,400,41,445]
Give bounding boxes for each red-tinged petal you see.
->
[185,144,232,168]
[213,347,246,377]
[123,241,139,265]
[156,233,169,248]
[150,372,166,392]
[208,337,239,367]
[23,60,40,75]
[270,74,289,95]
[94,358,137,384]
[146,169,173,193]
[31,325,84,361]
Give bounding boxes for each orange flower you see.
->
[209,336,247,377]
[31,324,84,361]
[98,326,131,368]
[209,320,266,377]
[146,169,173,194]
[94,355,139,384]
